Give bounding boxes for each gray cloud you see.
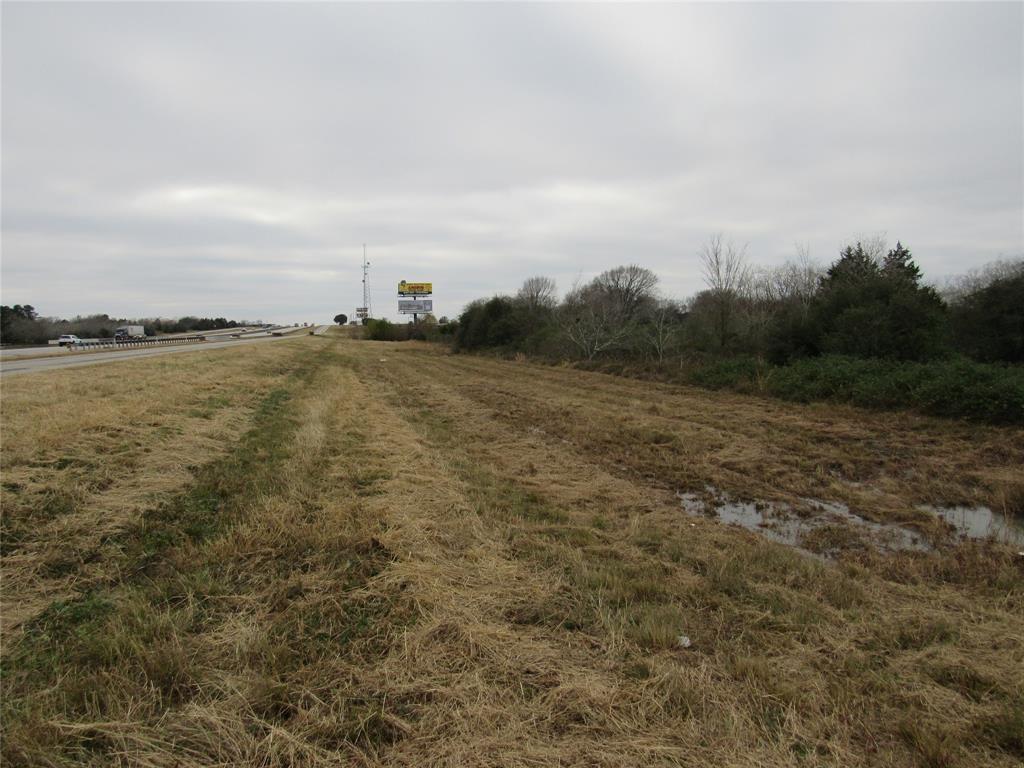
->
[2,2,1021,322]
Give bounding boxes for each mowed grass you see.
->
[1,337,1023,766]
[1,339,411,764]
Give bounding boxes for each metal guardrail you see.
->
[64,335,207,351]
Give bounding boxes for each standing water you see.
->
[677,488,930,557]
[919,504,1024,547]
[678,487,1024,557]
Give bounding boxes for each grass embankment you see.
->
[579,355,1024,425]
[2,338,1023,766]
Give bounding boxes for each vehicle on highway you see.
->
[114,325,146,341]
[57,334,82,347]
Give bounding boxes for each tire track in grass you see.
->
[361,352,784,766]
[0,342,310,635]
[311,346,710,766]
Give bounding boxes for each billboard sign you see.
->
[398,281,432,296]
[355,307,369,318]
[398,299,433,314]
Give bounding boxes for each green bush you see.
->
[606,354,1024,424]
[569,354,1022,425]
[686,357,766,392]
[766,356,1024,424]
[454,296,555,353]
[364,319,408,341]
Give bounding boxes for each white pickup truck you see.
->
[57,334,82,347]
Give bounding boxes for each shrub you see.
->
[364,319,410,341]
[686,357,766,392]
[767,356,1024,424]
[454,296,544,352]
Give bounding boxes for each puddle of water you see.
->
[679,487,1024,556]
[918,504,1024,547]
[678,487,930,557]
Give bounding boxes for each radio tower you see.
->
[361,244,372,319]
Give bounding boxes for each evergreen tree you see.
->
[881,241,922,283]
[805,241,948,361]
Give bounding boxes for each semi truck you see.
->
[114,325,146,341]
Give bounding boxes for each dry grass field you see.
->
[2,336,1022,767]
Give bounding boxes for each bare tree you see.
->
[752,246,822,309]
[592,264,659,321]
[516,276,558,312]
[645,299,682,363]
[698,234,749,350]
[857,233,889,262]
[557,265,661,360]
[559,280,631,361]
[731,245,823,351]
[941,257,1024,303]
[743,268,778,346]
[784,245,822,305]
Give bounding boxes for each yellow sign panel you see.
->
[398,281,432,296]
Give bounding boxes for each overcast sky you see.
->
[2,2,1022,323]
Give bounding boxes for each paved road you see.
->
[0,333,302,377]
[0,327,265,360]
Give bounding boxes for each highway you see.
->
[0,326,264,360]
[0,332,307,377]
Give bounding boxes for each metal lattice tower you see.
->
[361,244,372,319]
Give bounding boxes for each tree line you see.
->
[447,238,1023,423]
[452,238,1022,364]
[0,306,257,345]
